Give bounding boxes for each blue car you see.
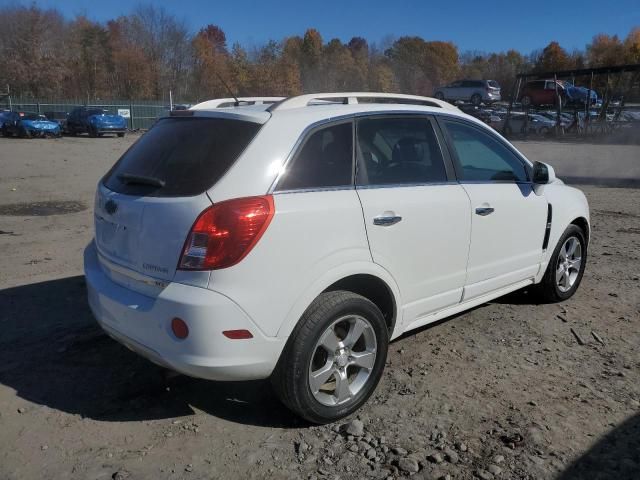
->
[562,81,599,106]
[1,111,61,138]
[66,107,127,137]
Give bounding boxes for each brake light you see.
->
[178,195,274,270]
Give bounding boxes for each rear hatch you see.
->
[95,115,263,287]
[94,114,125,127]
[488,80,501,94]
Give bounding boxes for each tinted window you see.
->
[443,120,528,183]
[356,117,447,186]
[488,80,500,88]
[276,122,353,191]
[103,117,261,197]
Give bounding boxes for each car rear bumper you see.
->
[83,241,284,381]
[96,127,126,134]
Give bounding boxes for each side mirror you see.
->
[533,161,556,184]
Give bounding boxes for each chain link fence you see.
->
[1,98,190,130]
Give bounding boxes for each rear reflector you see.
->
[222,329,254,340]
[171,318,189,339]
[178,195,275,270]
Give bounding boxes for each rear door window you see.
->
[103,117,261,197]
[356,116,448,186]
[275,122,353,191]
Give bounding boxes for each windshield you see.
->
[85,109,106,116]
[22,113,46,121]
[103,117,261,197]
[488,80,500,88]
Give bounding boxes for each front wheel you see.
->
[271,291,389,424]
[470,93,482,106]
[535,225,587,303]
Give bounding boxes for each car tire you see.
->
[89,127,98,138]
[19,127,31,138]
[521,95,532,107]
[504,125,513,135]
[535,224,587,303]
[539,126,550,135]
[434,91,445,101]
[117,132,125,138]
[271,290,389,424]
[470,93,482,106]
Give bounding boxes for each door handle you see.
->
[475,207,495,216]
[373,215,402,226]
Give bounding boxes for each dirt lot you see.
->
[0,134,638,480]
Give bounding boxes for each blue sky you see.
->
[5,0,640,54]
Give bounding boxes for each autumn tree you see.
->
[191,24,231,100]
[300,29,324,91]
[534,41,572,73]
[0,5,67,97]
[587,34,625,67]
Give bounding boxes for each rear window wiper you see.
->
[117,173,166,188]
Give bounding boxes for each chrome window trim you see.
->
[356,181,458,190]
[268,109,530,194]
[273,185,356,195]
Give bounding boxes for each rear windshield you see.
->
[103,117,261,197]
[488,80,500,88]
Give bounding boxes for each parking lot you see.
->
[0,135,639,479]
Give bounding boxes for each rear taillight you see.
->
[178,195,274,270]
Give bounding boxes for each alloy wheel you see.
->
[308,315,377,406]
[556,236,582,293]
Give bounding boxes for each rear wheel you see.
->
[434,91,445,101]
[19,127,31,138]
[271,291,389,424]
[89,127,98,138]
[117,132,125,138]
[535,225,587,303]
[521,95,532,107]
[470,93,482,106]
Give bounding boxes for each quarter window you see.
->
[356,117,448,186]
[443,120,528,183]
[276,122,353,191]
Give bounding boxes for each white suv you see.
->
[84,93,589,423]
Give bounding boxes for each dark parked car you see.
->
[66,107,127,137]
[44,111,69,130]
[1,111,61,138]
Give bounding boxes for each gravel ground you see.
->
[0,134,638,480]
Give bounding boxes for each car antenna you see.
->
[216,73,240,106]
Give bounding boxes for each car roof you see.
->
[186,92,477,126]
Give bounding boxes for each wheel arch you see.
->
[275,263,402,340]
[571,216,590,244]
[322,274,397,336]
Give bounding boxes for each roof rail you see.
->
[268,92,458,111]
[190,97,285,110]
